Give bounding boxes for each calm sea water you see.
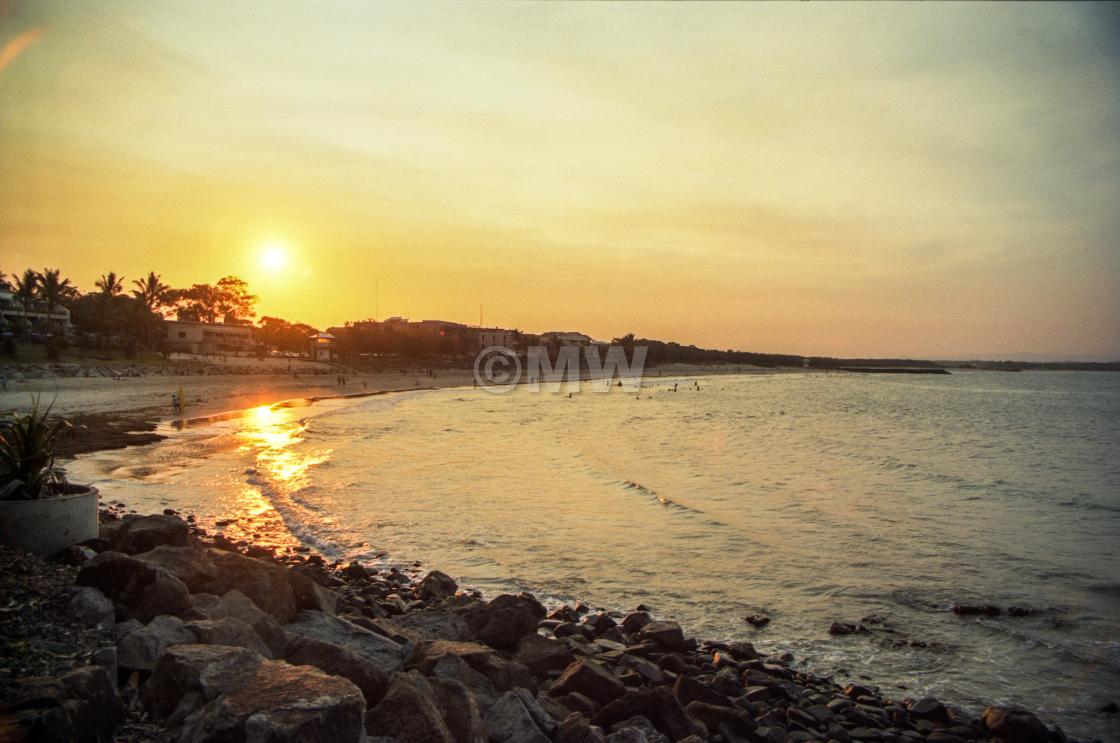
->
[68,371,1120,741]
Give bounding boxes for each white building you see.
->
[165,320,255,356]
[478,329,517,348]
[0,289,72,333]
[309,332,337,361]
[539,331,593,346]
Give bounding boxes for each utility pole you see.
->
[478,304,484,328]
[375,280,379,320]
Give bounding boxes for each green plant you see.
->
[0,397,73,500]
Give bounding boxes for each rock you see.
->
[685,701,755,735]
[288,569,341,615]
[91,647,118,681]
[187,617,273,658]
[134,545,219,589]
[745,614,771,628]
[286,610,404,673]
[118,615,198,671]
[591,688,658,730]
[952,605,1001,616]
[652,685,709,741]
[365,670,455,742]
[725,640,760,661]
[416,570,458,601]
[429,652,500,713]
[486,688,555,743]
[393,609,471,642]
[618,654,663,684]
[1007,607,1037,617]
[208,590,287,658]
[145,644,365,743]
[205,548,298,623]
[430,676,486,742]
[416,639,497,673]
[556,711,608,743]
[829,622,870,635]
[0,665,123,743]
[620,611,651,633]
[639,620,685,650]
[551,658,627,706]
[283,632,390,706]
[908,696,951,724]
[612,715,670,743]
[76,551,191,623]
[981,706,1050,743]
[673,674,733,708]
[470,593,547,650]
[68,586,116,627]
[109,514,190,554]
[1101,701,1119,714]
[516,633,576,676]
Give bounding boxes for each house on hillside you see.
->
[539,331,593,347]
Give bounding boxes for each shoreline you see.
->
[0,506,1078,743]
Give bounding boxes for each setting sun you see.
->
[260,243,288,272]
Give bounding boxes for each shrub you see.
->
[0,397,73,500]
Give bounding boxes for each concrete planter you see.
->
[0,486,99,555]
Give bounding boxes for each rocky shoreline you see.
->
[0,508,1085,743]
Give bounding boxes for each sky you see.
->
[1,1,1118,360]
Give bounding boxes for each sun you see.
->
[260,242,288,272]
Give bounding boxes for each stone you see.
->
[109,514,190,554]
[430,676,486,742]
[981,706,1050,743]
[117,614,198,671]
[829,622,870,635]
[415,639,497,674]
[429,652,500,713]
[187,617,273,658]
[208,590,287,658]
[639,620,686,650]
[284,632,390,706]
[651,685,709,741]
[288,569,341,614]
[76,551,191,623]
[951,605,1001,617]
[205,548,298,623]
[516,633,576,676]
[556,712,608,743]
[685,700,756,736]
[286,610,405,673]
[91,647,118,681]
[618,654,663,684]
[145,644,365,742]
[673,674,733,708]
[620,611,651,633]
[134,545,219,589]
[908,696,951,724]
[725,640,760,661]
[612,715,670,743]
[591,688,658,730]
[365,670,455,742]
[486,688,555,743]
[552,658,627,705]
[745,614,771,628]
[416,569,458,601]
[471,593,547,650]
[393,609,471,642]
[0,665,123,743]
[68,586,116,627]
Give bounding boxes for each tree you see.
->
[12,269,38,329]
[95,272,124,297]
[36,268,78,331]
[215,276,257,325]
[131,271,171,313]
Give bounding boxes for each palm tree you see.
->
[12,269,38,328]
[95,272,124,297]
[131,271,170,312]
[36,268,77,331]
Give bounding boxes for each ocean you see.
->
[67,370,1120,740]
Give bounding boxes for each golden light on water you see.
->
[239,405,327,484]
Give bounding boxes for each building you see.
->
[539,331,593,346]
[165,320,255,356]
[0,289,72,333]
[309,332,337,361]
[478,328,517,349]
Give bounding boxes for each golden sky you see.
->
[2,1,1118,359]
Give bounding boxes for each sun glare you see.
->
[260,243,288,272]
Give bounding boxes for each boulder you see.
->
[981,706,1050,743]
[208,590,287,658]
[415,639,497,674]
[68,586,116,627]
[109,514,190,554]
[187,617,273,658]
[591,688,658,730]
[611,715,670,743]
[551,658,627,706]
[286,610,404,673]
[204,549,298,623]
[428,652,500,713]
[829,622,870,635]
[470,593,546,649]
[620,611,651,633]
[416,570,458,601]
[673,674,733,708]
[908,696,951,724]
[952,605,1001,616]
[284,633,390,706]
[365,670,455,742]
[516,633,575,677]
[724,640,760,661]
[145,644,365,743]
[555,712,608,743]
[394,609,471,642]
[429,676,486,743]
[118,615,198,671]
[684,701,756,736]
[0,665,122,743]
[77,551,191,623]
[485,688,554,743]
[288,569,340,614]
[134,545,219,590]
[639,620,685,650]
